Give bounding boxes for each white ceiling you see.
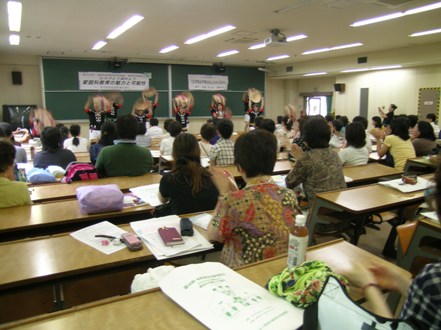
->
[1,0,441,76]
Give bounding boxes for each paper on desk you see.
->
[159,262,303,330]
[150,150,160,158]
[189,213,212,230]
[201,157,210,168]
[378,177,430,193]
[271,175,287,188]
[70,221,127,255]
[420,211,440,224]
[344,176,353,183]
[130,183,162,207]
[130,215,213,260]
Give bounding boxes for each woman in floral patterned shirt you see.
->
[207,129,301,268]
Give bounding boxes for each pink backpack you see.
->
[62,162,99,183]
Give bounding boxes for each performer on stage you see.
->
[84,95,109,140]
[173,92,193,132]
[105,92,124,122]
[28,107,57,137]
[243,88,264,131]
[210,93,228,119]
[142,87,159,120]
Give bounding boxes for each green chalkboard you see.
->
[43,59,264,120]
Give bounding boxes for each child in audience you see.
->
[209,119,234,166]
[63,124,89,152]
[199,123,216,158]
[275,115,294,152]
[0,141,31,208]
[338,122,369,166]
[160,121,182,156]
[208,129,300,268]
[158,133,219,215]
[89,121,118,165]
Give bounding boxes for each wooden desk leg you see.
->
[382,208,406,259]
[53,283,64,311]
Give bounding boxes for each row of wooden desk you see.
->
[0,239,411,328]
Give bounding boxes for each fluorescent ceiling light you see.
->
[340,68,370,73]
[351,12,404,27]
[7,1,22,32]
[370,65,402,70]
[9,34,20,45]
[217,50,239,57]
[267,55,290,61]
[303,72,327,76]
[332,42,363,50]
[302,42,362,55]
[405,1,441,15]
[92,41,107,50]
[159,45,179,53]
[107,15,144,39]
[248,43,266,50]
[302,48,331,55]
[286,34,308,42]
[184,25,236,44]
[410,28,441,37]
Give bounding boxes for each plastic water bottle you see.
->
[287,215,308,269]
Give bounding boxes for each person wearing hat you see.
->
[210,93,227,119]
[173,92,193,132]
[243,88,264,131]
[85,95,109,140]
[105,92,124,123]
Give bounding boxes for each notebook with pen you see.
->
[158,226,184,246]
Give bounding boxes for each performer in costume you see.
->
[84,95,109,140]
[210,94,228,119]
[142,87,159,121]
[173,92,193,132]
[28,107,57,137]
[105,92,124,122]
[243,88,264,131]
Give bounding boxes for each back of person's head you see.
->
[0,140,15,173]
[99,121,118,146]
[150,117,159,127]
[340,116,349,126]
[352,116,368,130]
[282,115,293,131]
[372,116,382,128]
[332,119,344,132]
[426,113,437,122]
[69,124,81,147]
[168,121,183,137]
[416,121,436,141]
[59,126,69,146]
[117,114,138,140]
[200,123,216,142]
[277,115,283,124]
[254,117,263,129]
[390,117,410,140]
[303,116,330,149]
[41,126,61,151]
[217,119,234,139]
[0,122,12,137]
[163,118,174,132]
[298,116,310,134]
[345,122,366,148]
[138,123,147,135]
[172,133,210,195]
[234,129,277,178]
[407,115,418,128]
[259,118,276,133]
[55,123,65,130]
[324,115,334,123]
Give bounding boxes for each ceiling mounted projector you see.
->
[264,29,287,47]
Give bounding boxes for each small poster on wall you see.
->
[78,72,151,91]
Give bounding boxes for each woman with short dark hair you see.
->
[338,122,369,166]
[412,121,437,156]
[158,133,218,215]
[208,129,300,268]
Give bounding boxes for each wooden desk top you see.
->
[343,163,402,184]
[1,240,410,330]
[315,174,432,214]
[30,173,162,203]
[0,199,154,239]
[406,157,437,168]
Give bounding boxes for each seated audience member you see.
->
[0,141,31,208]
[199,123,216,158]
[339,115,349,136]
[426,113,440,137]
[338,122,369,166]
[276,115,283,130]
[275,115,294,152]
[158,133,219,214]
[89,121,118,165]
[370,116,384,141]
[373,117,416,171]
[209,119,235,166]
[292,116,310,152]
[0,122,27,163]
[252,117,264,130]
[344,163,441,328]
[160,121,182,156]
[207,118,220,145]
[371,116,383,129]
[145,118,164,140]
[135,123,151,148]
[59,126,69,147]
[329,119,345,148]
[63,124,89,152]
[352,115,372,152]
[407,114,418,137]
[208,129,301,268]
[95,114,152,177]
[160,118,174,140]
[286,116,346,202]
[34,127,77,169]
[259,118,276,133]
[412,121,437,157]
